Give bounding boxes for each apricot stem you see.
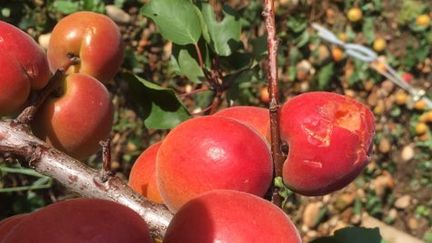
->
[15,57,80,125]
[263,0,285,206]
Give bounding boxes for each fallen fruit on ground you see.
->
[373,38,386,52]
[129,142,164,204]
[47,11,124,83]
[157,116,273,212]
[280,92,375,196]
[32,73,114,160]
[0,199,152,243]
[0,21,50,115]
[163,190,302,243]
[347,7,362,22]
[416,14,430,27]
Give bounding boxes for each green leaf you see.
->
[200,3,242,56]
[171,44,204,83]
[141,0,202,45]
[318,63,334,90]
[52,1,80,14]
[362,17,375,44]
[310,227,382,243]
[123,73,191,129]
[82,0,105,12]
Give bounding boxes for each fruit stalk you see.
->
[0,120,172,238]
[263,0,285,205]
[15,57,80,125]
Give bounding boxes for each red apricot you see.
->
[280,92,375,196]
[48,11,124,83]
[157,116,273,212]
[1,199,152,243]
[0,214,28,242]
[163,190,302,243]
[129,142,164,204]
[32,73,113,160]
[0,21,50,115]
[214,106,270,140]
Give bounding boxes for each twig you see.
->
[263,0,285,206]
[15,57,80,125]
[0,120,172,238]
[193,42,224,115]
[100,138,114,182]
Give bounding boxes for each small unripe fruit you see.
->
[373,38,386,52]
[347,8,362,22]
[416,14,430,27]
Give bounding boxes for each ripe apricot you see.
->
[157,116,273,212]
[214,106,270,140]
[129,142,164,204]
[1,199,152,243]
[32,73,113,160]
[48,11,124,83]
[164,190,302,243]
[280,92,375,196]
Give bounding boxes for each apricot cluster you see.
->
[128,92,374,240]
[0,12,123,160]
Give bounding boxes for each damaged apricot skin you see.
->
[280,92,375,196]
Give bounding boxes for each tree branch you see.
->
[0,120,172,238]
[263,0,284,206]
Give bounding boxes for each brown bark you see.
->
[0,120,172,238]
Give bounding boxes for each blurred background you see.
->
[0,0,431,242]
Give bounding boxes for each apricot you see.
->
[214,106,270,140]
[415,122,428,135]
[416,14,430,27]
[347,7,362,22]
[0,214,28,242]
[157,116,273,212]
[0,21,50,115]
[280,92,375,196]
[1,199,152,243]
[48,11,124,83]
[373,38,386,52]
[331,47,344,62]
[163,190,302,243]
[129,142,164,204]
[32,73,113,160]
